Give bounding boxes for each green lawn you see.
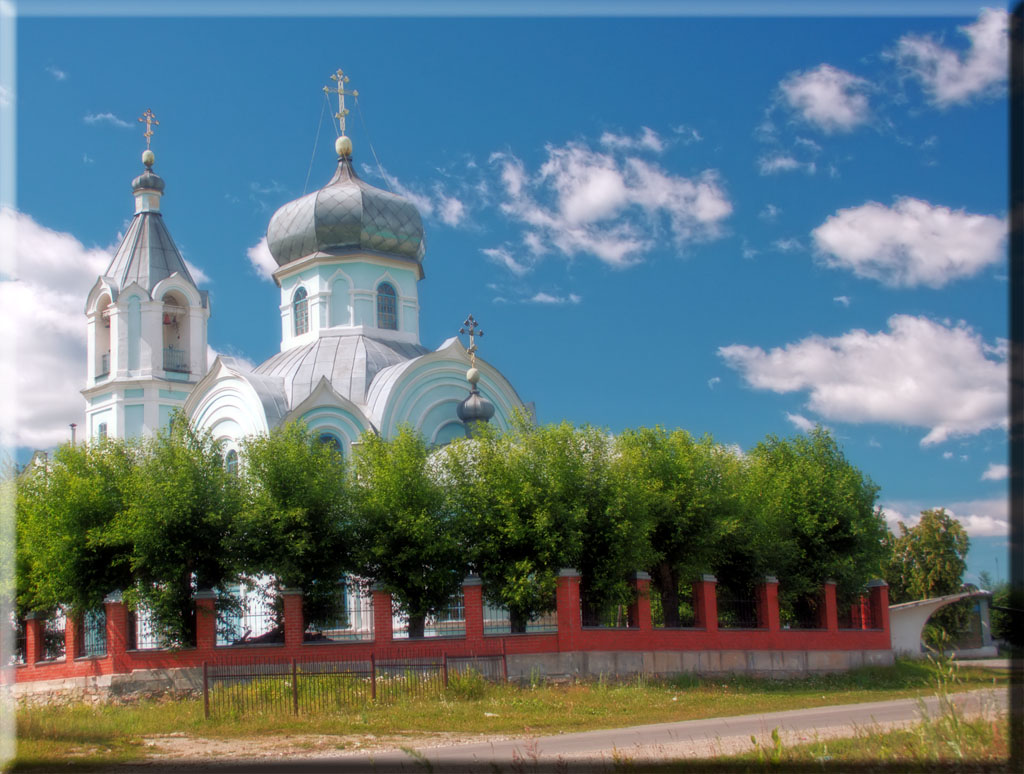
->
[8,659,1009,771]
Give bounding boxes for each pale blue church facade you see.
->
[86,125,528,452]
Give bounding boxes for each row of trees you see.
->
[15,415,892,643]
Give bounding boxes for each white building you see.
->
[84,91,529,454]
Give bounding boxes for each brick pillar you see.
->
[629,571,652,631]
[194,590,218,652]
[692,575,718,633]
[104,590,128,672]
[462,575,484,644]
[757,576,780,632]
[65,611,80,661]
[556,568,581,652]
[821,580,838,633]
[281,588,304,648]
[371,584,393,646]
[859,596,872,630]
[867,579,890,633]
[24,612,43,664]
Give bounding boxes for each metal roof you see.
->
[254,333,428,408]
[104,210,197,294]
[266,156,426,267]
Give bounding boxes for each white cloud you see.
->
[82,154,94,165]
[46,65,67,81]
[0,208,112,449]
[833,295,850,307]
[812,197,1005,288]
[437,193,466,227]
[372,167,469,229]
[759,204,781,221]
[786,413,816,432]
[707,376,721,389]
[599,127,665,153]
[896,8,1008,107]
[491,141,731,267]
[757,155,815,175]
[183,259,210,286]
[718,314,1006,446]
[943,451,954,459]
[883,497,1008,537]
[672,125,703,144]
[780,64,871,133]
[482,247,531,277]
[83,112,131,128]
[0,85,12,108]
[246,236,277,282]
[773,237,803,252]
[527,291,581,305]
[981,463,1008,481]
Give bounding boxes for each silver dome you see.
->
[266,156,425,267]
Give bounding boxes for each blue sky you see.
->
[0,3,1011,583]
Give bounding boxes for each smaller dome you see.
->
[132,169,165,194]
[457,387,495,426]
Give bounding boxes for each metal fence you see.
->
[41,610,67,661]
[582,602,631,628]
[163,346,188,373]
[716,587,759,629]
[79,608,107,657]
[128,605,185,650]
[7,616,25,665]
[394,590,465,639]
[838,598,875,630]
[651,589,697,629]
[781,595,823,630]
[219,587,280,646]
[203,648,506,718]
[307,582,375,642]
[482,602,558,635]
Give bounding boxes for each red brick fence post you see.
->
[194,590,218,652]
[103,590,128,672]
[556,568,581,651]
[757,576,780,632]
[462,574,484,645]
[281,588,304,648]
[867,579,890,632]
[693,574,718,633]
[629,571,652,631]
[371,584,393,646]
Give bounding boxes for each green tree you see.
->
[115,414,242,646]
[738,428,888,621]
[236,421,355,628]
[16,440,136,615]
[614,427,743,627]
[885,507,970,642]
[442,419,638,631]
[352,426,463,638]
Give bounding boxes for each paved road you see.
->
[121,687,1006,772]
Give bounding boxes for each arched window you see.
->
[318,433,342,455]
[225,449,239,476]
[376,282,397,330]
[293,287,309,336]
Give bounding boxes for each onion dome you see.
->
[457,367,495,436]
[266,140,425,267]
[132,149,165,193]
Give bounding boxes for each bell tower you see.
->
[82,110,211,440]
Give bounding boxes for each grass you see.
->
[7,658,1010,771]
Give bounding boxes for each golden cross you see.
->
[323,69,359,136]
[138,109,159,149]
[459,314,484,368]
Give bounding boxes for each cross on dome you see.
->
[323,68,358,138]
[138,109,159,149]
[459,314,484,369]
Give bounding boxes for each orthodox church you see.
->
[82,75,528,454]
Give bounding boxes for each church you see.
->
[80,75,529,454]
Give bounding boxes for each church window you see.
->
[376,283,397,330]
[318,433,342,455]
[225,449,238,475]
[293,287,309,335]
